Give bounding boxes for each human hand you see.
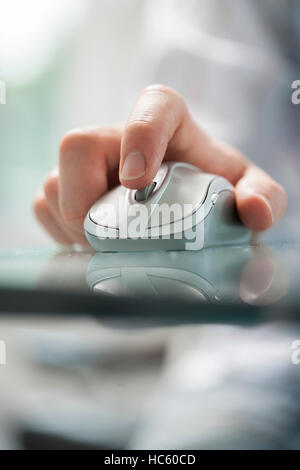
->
[34,85,287,245]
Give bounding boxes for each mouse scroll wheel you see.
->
[135,182,157,202]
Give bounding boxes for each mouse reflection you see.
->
[86,245,289,306]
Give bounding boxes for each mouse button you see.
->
[146,173,216,229]
[158,171,216,213]
[89,185,126,229]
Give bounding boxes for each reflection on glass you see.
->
[87,245,289,306]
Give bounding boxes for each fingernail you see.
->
[258,194,274,224]
[121,151,146,181]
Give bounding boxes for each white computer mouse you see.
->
[84,162,251,252]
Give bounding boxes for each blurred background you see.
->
[1,0,300,249]
[0,0,144,247]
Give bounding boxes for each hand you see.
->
[34,85,287,245]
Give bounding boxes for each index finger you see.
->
[119,84,247,188]
[120,85,287,231]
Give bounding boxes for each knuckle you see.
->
[140,84,187,124]
[126,85,187,140]
[275,182,288,209]
[60,206,84,228]
[269,179,286,198]
[33,195,47,219]
[143,84,180,100]
[43,175,58,201]
[141,84,185,112]
[277,182,287,199]
[59,129,98,164]
[126,117,161,137]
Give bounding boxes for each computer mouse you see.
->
[84,162,251,252]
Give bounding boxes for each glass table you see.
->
[0,240,299,449]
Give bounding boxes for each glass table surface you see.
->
[0,240,299,450]
[0,241,299,323]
